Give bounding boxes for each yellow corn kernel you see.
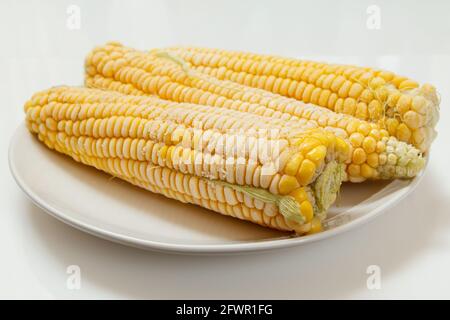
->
[358,72,372,86]
[378,71,395,82]
[386,91,401,107]
[300,201,314,223]
[170,128,184,144]
[346,120,359,134]
[331,75,346,92]
[368,100,382,119]
[306,145,327,163]
[299,137,321,153]
[163,132,173,145]
[343,98,357,115]
[396,95,412,114]
[369,129,381,140]
[322,74,335,89]
[347,164,361,177]
[403,110,421,129]
[412,128,426,145]
[411,96,427,114]
[359,89,374,103]
[278,175,300,195]
[284,153,304,176]
[399,80,419,90]
[307,217,322,234]
[45,117,57,131]
[392,76,408,87]
[335,137,350,160]
[357,123,371,136]
[396,123,412,142]
[376,141,385,153]
[289,188,308,203]
[355,102,368,119]
[369,77,386,89]
[348,83,364,99]
[334,98,344,113]
[158,145,169,162]
[338,80,352,98]
[310,87,321,104]
[377,86,390,101]
[318,89,331,106]
[379,129,389,138]
[352,147,367,165]
[362,136,376,153]
[297,159,316,185]
[386,118,399,136]
[349,132,364,147]
[366,153,379,168]
[302,84,315,103]
[311,131,331,146]
[327,93,338,109]
[165,145,176,166]
[361,163,375,178]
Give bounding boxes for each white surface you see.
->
[9,124,425,254]
[0,0,449,298]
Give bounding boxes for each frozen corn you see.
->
[24,86,349,234]
[166,46,440,152]
[84,42,425,182]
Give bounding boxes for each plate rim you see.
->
[8,123,426,254]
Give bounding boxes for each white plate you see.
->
[9,123,425,254]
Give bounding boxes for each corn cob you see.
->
[24,86,349,234]
[165,46,439,153]
[84,42,425,182]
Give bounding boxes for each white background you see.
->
[1,0,449,299]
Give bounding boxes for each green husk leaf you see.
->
[278,196,304,224]
[313,161,345,214]
[212,180,304,224]
[154,51,193,76]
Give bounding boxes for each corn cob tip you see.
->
[400,84,440,152]
[377,137,426,179]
